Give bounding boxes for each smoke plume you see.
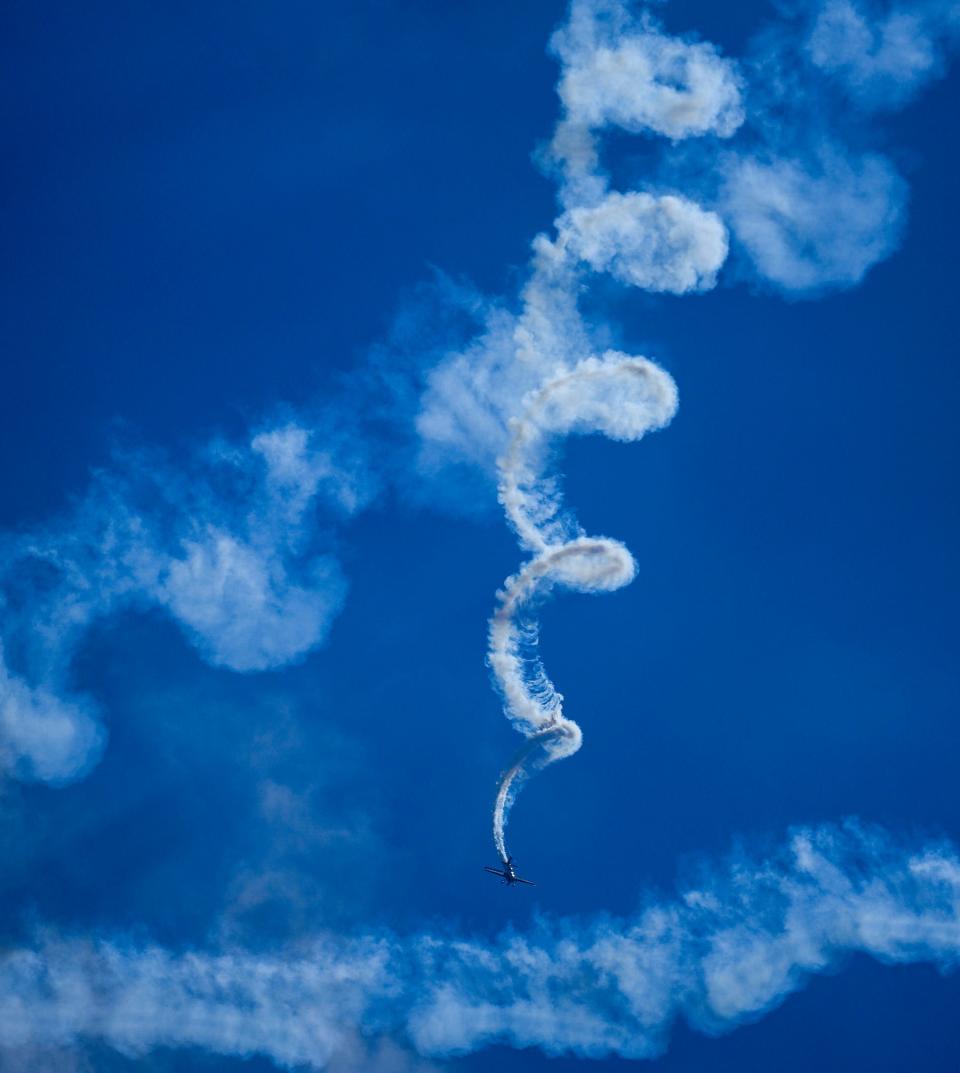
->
[2,823,959,1069]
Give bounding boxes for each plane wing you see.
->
[483,866,535,885]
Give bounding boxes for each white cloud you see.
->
[415,305,537,477]
[807,0,959,108]
[415,243,595,480]
[546,0,744,205]
[0,936,394,1069]
[0,424,362,781]
[722,148,907,291]
[159,531,346,673]
[0,647,104,783]
[2,0,954,788]
[700,0,960,296]
[556,191,728,293]
[252,422,372,520]
[552,1,745,142]
[2,824,959,1067]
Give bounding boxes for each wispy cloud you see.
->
[716,0,958,292]
[0,423,367,782]
[721,146,907,290]
[2,823,958,1068]
[2,3,958,1068]
[0,0,954,799]
[807,0,960,109]
[0,647,102,784]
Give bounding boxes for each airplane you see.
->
[483,855,535,886]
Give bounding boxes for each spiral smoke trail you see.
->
[471,0,745,863]
[489,355,678,862]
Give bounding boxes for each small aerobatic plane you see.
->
[483,855,534,887]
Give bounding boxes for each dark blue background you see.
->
[2,2,958,1070]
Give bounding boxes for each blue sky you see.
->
[1,1,960,1071]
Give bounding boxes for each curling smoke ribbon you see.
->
[489,352,678,861]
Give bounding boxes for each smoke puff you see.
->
[533,353,679,442]
[553,9,745,141]
[0,422,362,781]
[252,424,372,519]
[0,649,104,783]
[160,533,347,673]
[415,308,544,477]
[806,0,957,109]
[722,149,907,291]
[557,192,729,294]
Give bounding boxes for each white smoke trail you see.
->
[2,0,951,785]
[467,1,739,862]
[489,355,677,860]
[491,728,568,863]
[405,0,959,874]
[4,822,960,1069]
